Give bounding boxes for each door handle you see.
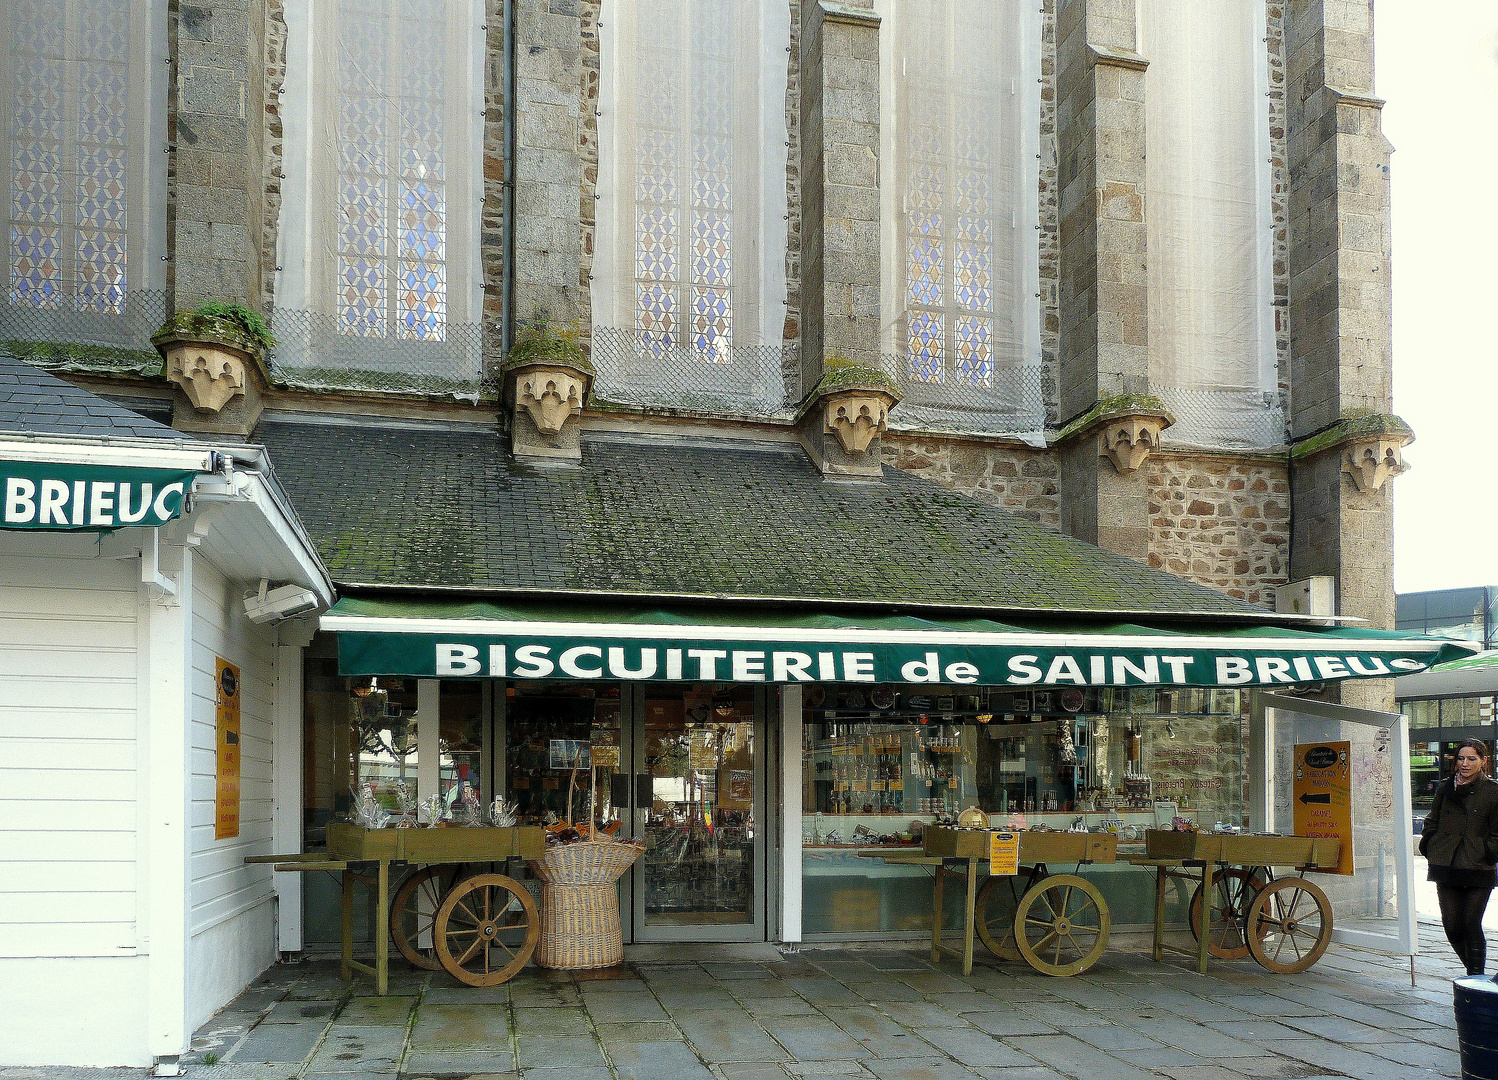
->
[636,774,652,807]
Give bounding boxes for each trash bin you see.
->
[1455,976,1498,1080]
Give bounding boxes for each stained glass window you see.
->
[631,0,734,363]
[336,0,448,341]
[6,0,135,315]
[886,0,1037,393]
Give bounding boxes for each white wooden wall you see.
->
[0,546,150,1063]
[186,556,278,1031]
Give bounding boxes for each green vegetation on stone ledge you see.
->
[503,313,594,375]
[1056,393,1173,444]
[153,302,274,356]
[813,353,900,397]
[2,338,163,376]
[1290,411,1413,460]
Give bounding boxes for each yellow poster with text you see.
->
[989,831,1020,876]
[215,658,241,840]
[1292,741,1352,875]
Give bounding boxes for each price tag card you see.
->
[989,830,1020,876]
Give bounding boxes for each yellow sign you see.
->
[1292,741,1352,875]
[215,658,241,840]
[989,830,1020,876]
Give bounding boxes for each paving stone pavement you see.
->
[1,921,1477,1080]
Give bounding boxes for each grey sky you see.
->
[1380,0,1498,592]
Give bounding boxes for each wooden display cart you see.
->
[247,822,546,994]
[1124,830,1341,975]
[862,825,1117,977]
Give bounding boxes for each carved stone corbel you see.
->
[1290,412,1414,494]
[1342,437,1409,493]
[1055,395,1175,476]
[502,317,596,461]
[1099,416,1166,475]
[796,361,902,478]
[514,366,588,436]
[164,344,248,413]
[152,312,272,437]
[825,392,892,455]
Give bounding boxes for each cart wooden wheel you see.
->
[390,865,463,970]
[1013,873,1110,977]
[433,873,539,986]
[1189,867,1266,960]
[975,873,1027,961]
[1245,875,1333,974]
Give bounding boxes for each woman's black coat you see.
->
[1420,775,1498,871]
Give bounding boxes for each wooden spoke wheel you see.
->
[1189,867,1266,960]
[975,873,1029,961]
[390,865,463,971]
[433,873,539,986]
[1245,876,1333,974]
[1013,873,1110,977]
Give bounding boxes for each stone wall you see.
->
[171,0,267,311]
[783,0,803,400]
[259,0,286,318]
[1147,455,1290,606]
[1038,0,1060,427]
[483,0,509,373]
[884,437,1061,528]
[1266,2,1290,412]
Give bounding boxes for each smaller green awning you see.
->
[322,597,1478,689]
[2,459,202,530]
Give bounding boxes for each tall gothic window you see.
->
[877,0,1040,436]
[593,0,790,414]
[277,0,483,393]
[1,0,164,335]
[1142,0,1278,448]
[886,0,1036,385]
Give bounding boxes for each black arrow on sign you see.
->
[1299,792,1331,805]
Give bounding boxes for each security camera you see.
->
[243,580,321,624]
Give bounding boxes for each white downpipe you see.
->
[272,645,305,952]
[144,543,192,1068]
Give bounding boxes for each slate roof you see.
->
[256,415,1273,620]
[0,356,189,440]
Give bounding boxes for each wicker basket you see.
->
[527,839,642,969]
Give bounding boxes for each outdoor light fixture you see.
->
[243,579,320,624]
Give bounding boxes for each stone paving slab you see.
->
[15,921,1477,1080]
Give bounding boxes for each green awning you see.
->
[322,597,1478,688]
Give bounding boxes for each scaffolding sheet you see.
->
[1142,0,1281,449]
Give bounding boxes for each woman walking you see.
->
[1421,739,1498,975]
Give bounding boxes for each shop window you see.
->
[0,0,166,358]
[1442,696,1480,728]
[276,0,484,396]
[592,0,791,415]
[875,0,1041,438]
[504,684,624,825]
[800,685,1244,936]
[1403,699,1438,731]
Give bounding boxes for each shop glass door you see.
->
[629,685,766,942]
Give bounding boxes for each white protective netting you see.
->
[0,0,167,353]
[591,0,791,416]
[274,0,486,398]
[875,0,1043,444]
[1141,0,1283,449]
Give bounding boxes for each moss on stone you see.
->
[2,338,163,377]
[1290,411,1413,460]
[1056,393,1174,445]
[152,305,272,360]
[502,314,595,376]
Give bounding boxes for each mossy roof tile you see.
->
[257,419,1264,617]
